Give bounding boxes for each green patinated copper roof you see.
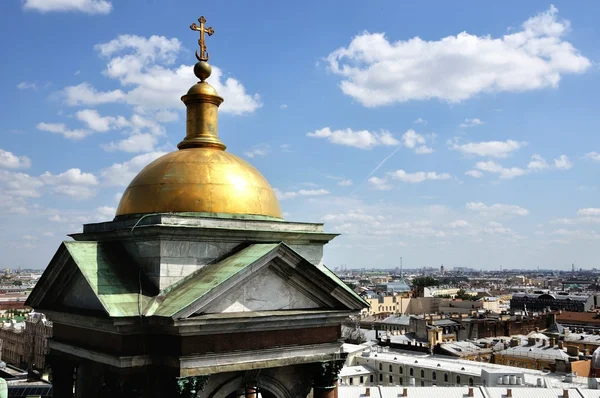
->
[145,243,279,317]
[64,241,154,317]
[314,262,369,307]
[62,241,367,318]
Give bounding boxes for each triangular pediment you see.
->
[146,242,368,319]
[201,266,321,313]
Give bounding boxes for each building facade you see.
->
[510,292,593,312]
[0,320,25,367]
[24,313,52,371]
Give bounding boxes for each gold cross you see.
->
[190,16,214,62]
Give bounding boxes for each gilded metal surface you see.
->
[115,148,283,219]
[115,14,283,219]
[190,16,214,62]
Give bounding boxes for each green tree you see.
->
[455,289,476,301]
[13,280,22,286]
[411,276,440,288]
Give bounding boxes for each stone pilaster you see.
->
[313,359,345,398]
[176,375,210,397]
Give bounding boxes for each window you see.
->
[409,368,414,376]
[389,375,393,383]
[389,364,393,372]
[349,378,353,385]
[379,363,382,371]
[370,375,374,383]
[444,374,448,382]
[469,378,474,386]
[421,381,425,387]
[457,376,461,385]
[379,374,383,382]
[420,370,425,378]
[399,378,403,385]
[360,376,364,384]
[433,371,437,380]
[399,367,403,374]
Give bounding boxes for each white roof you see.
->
[338,387,584,398]
[355,351,589,388]
[340,366,375,377]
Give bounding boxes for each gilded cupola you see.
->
[115,16,282,220]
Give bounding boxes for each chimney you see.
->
[507,388,512,398]
[566,345,579,356]
[541,339,546,347]
[403,387,408,397]
[549,337,556,347]
[558,341,564,349]
[365,387,370,397]
[468,387,474,397]
[563,389,569,398]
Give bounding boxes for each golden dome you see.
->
[115,17,282,220]
[115,148,282,219]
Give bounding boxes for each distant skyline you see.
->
[1,1,599,270]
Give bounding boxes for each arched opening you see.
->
[209,375,292,398]
[469,377,474,386]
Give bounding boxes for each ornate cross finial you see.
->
[190,16,214,62]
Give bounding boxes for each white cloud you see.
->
[307,127,399,149]
[527,154,550,171]
[244,145,269,158]
[583,152,600,162]
[53,185,96,199]
[401,130,434,154]
[62,83,125,106]
[415,146,433,154]
[338,179,353,187]
[578,208,600,217]
[474,161,528,179]
[40,168,98,185]
[414,118,427,125]
[100,151,167,186]
[59,35,260,115]
[275,188,330,200]
[448,220,470,229]
[368,176,392,190]
[36,122,90,140]
[326,6,590,106]
[23,0,112,14]
[388,169,451,183]
[17,82,37,90]
[280,104,288,109]
[554,154,573,170]
[75,109,115,132]
[466,202,529,217]
[449,139,526,158]
[96,206,116,220]
[154,110,178,123]
[114,192,123,203]
[102,133,158,153]
[0,171,43,198]
[465,170,484,178]
[0,149,31,169]
[459,118,484,128]
[483,221,515,236]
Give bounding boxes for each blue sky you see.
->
[1,0,599,270]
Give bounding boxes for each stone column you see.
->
[245,387,257,398]
[49,356,75,398]
[313,360,344,398]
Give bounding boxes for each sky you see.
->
[1,0,599,270]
